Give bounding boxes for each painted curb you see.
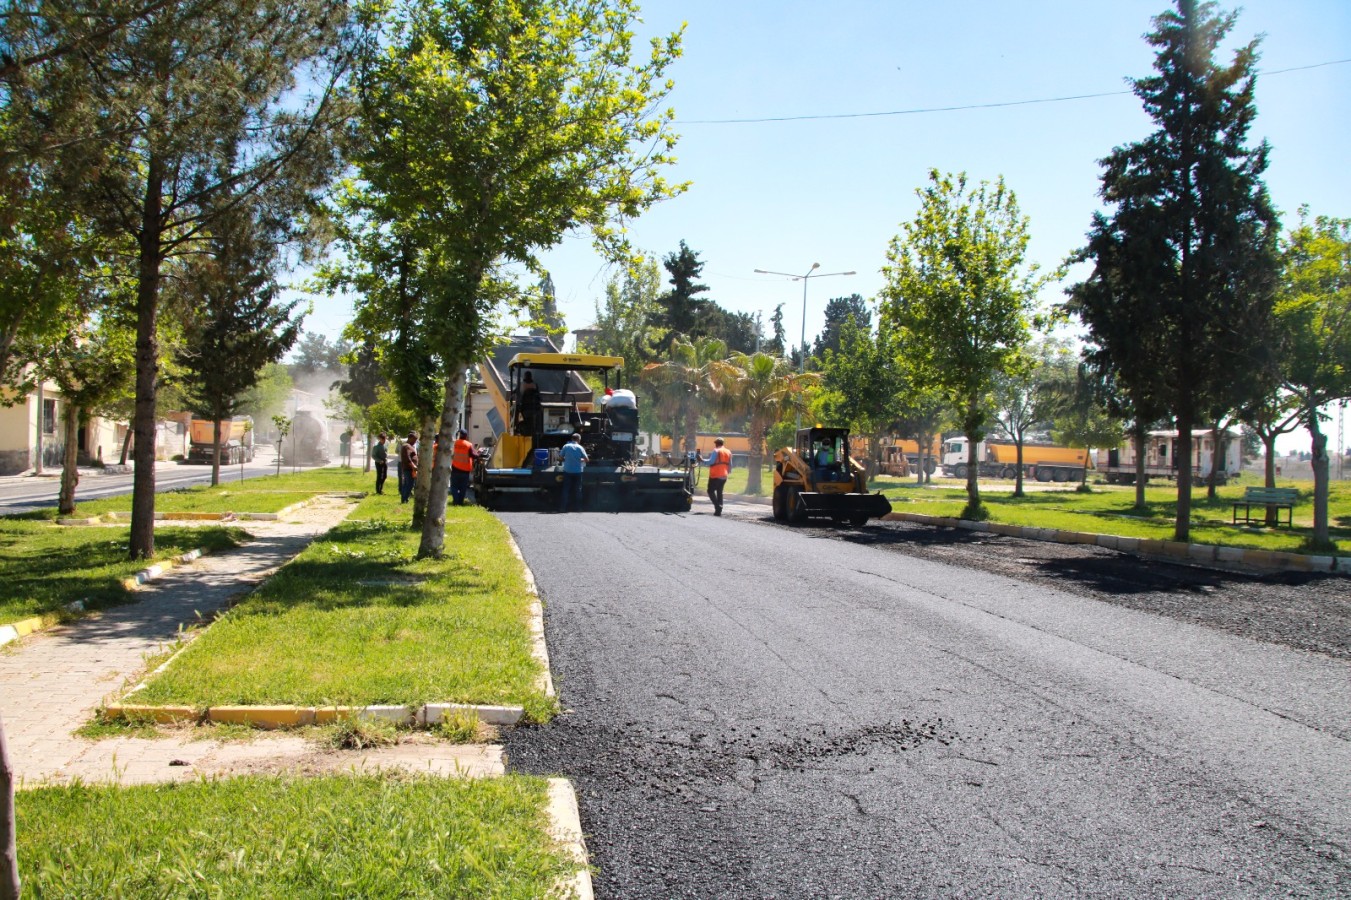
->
[120,548,204,591]
[505,530,556,699]
[878,510,1346,576]
[547,778,594,900]
[102,701,527,730]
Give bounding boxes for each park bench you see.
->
[1232,486,1298,528]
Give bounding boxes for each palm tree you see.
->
[713,351,816,493]
[641,335,728,455]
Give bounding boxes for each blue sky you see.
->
[303,0,1350,446]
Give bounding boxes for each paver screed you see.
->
[0,497,504,785]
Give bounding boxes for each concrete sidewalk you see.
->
[0,496,501,785]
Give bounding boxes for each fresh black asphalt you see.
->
[502,502,1350,898]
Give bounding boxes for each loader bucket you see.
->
[797,491,892,523]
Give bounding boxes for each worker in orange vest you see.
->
[701,437,732,516]
[450,429,477,506]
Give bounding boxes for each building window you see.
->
[42,398,57,435]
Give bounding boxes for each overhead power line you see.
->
[681,58,1351,125]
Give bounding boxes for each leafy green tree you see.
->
[881,169,1050,517]
[1068,0,1279,541]
[1276,211,1351,548]
[18,306,135,514]
[335,339,386,410]
[818,316,898,476]
[340,0,683,558]
[813,294,871,359]
[587,257,667,386]
[891,365,949,485]
[766,303,786,357]
[10,0,353,558]
[714,351,815,494]
[990,354,1038,496]
[175,207,304,486]
[642,336,727,455]
[238,362,294,424]
[289,334,351,386]
[655,240,710,347]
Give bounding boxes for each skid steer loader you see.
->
[772,427,892,526]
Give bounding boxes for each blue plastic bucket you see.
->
[534,449,550,468]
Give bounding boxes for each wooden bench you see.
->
[1232,486,1298,528]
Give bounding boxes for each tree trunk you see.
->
[34,381,45,476]
[918,429,934,485]
[419,370,465,559]
[118,425,132,466]
[746,420,766,495]
[0,714,17,900]
[1133,424,1147,510]
[1262,432,1280,526]
[1309,418,1330,549]
[1206,422,1220,501]
[58,402,81,515]
[1174,417,1193,543]
[1013,433,1025,498]
[964,430,981,515]
[130,152,165,560]
[410,413,437,529]
[211,417,222,487]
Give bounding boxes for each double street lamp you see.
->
[753,263,855,429]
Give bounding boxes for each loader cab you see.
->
[797,427,851,484]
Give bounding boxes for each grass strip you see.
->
[18,467,373,520]
[18,773,577,899]
[0,522,248,626]
[130,501,551,717]
[875,475,1351,555]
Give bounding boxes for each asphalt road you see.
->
[503,498,1350,898]
[0,450,339,516]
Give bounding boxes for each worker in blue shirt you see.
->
[559,433,589,512]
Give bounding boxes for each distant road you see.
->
[0,449,334,516]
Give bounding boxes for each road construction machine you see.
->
[772,427,892,526]
[472,343,694,512]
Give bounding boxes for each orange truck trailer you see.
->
[942,436,1091,482]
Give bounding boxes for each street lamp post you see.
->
[753,263,855,429]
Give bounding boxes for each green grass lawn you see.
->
[0,522,248,626]
[18,773,577,898]
[23,466,373,519]
[718,460,1348,554]
[129,499,552,716]
[871,473,1351,555]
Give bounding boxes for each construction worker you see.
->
[450,429,477,506]
[398,431,418,504]
[702,437,732,516]
[559,432,588,512]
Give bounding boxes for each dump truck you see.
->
[186,416,253,465]
[472,341,694,512]
[772,427,892,526]
[942,437,1091,483]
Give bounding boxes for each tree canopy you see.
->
[881,169,1049,516]
[1068,0,1278,541]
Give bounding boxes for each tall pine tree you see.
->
[1069,0,1278,541]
